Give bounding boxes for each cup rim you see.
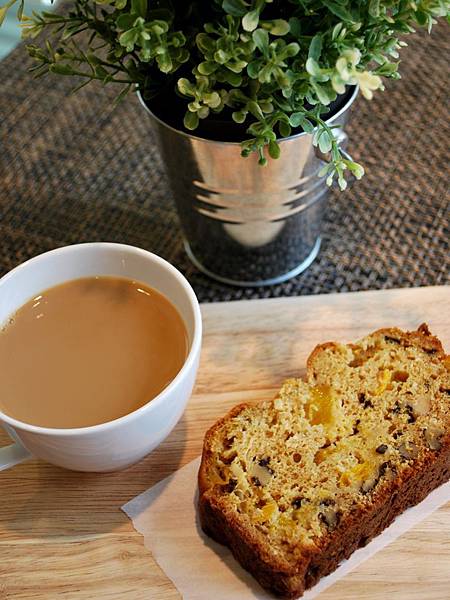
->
[0,242,202,436]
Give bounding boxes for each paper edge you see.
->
[122,457,450,600]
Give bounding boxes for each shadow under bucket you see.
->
[139,87,358,287]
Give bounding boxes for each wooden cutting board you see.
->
[0,286,449,600]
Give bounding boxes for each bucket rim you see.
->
[137,85,359,147]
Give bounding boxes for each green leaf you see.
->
[214,49,230,64]
[227,59,247,73]
[279,120,291,138]
[312,82,332,104]
[322,0,354,22]
[17,0,24,21]
[114,84,132,105]
[49,64,75,76]
[119,29,138,50]
[184,111,199,130]
[223,70,242,86]
[242,9,259,32]
[331,23,343,41]
[289,112,304,127]
[94,65,108,78]
[131,0,147,18]
[275,67,290,89]
[157,52,174,72]
[289,113,314,133]
[318,130,332,154]
[247,100,264,120]
[415,10,428,26]
[149,19,167,34]
[197,106,209,119]
[288,17,302,37]
[331,74,346,94]
[258,63,273,83]
[222,0,248,17]
[305,57,321,77]
[247,59,261,78]
[369,0,380,18]
[346,160,365,179]
[116,14,136,29]
[252,28,269,55]
[308,34,322,62]
[375,61,398,76]
[0,0,18,25]
[301,119,314,134]
[197,61,218,75]
[232,110,247,124]
[265,19,290,36]
[284,42,300,58]
[337,172,347,191]
[177,77,195,96]
[319,162,332,177]
[0,6,8,26]
[204,91,221,108]
[39,11,61,20]
[268,140,280,159]
[196,33,215,53]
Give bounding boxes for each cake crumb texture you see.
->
[198,324,450,598]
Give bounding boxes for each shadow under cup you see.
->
[0,243,202,472]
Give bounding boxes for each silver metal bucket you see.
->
[139,87,358,286]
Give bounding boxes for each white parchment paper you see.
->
[122,457,450,599]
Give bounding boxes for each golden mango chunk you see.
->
[374,369,391,395]
[254,500,279,523]
[305,385,335,426]
[339,461,376,488]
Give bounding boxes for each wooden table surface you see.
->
[1,286,449,600]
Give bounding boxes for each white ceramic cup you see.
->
[0,243,202,472]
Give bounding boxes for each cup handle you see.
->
[0,441,32,471]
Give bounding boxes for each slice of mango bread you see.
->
[198,325,450,598]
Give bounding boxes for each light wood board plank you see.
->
[1,286,449,599]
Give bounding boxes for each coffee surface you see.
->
[0,277,188,428]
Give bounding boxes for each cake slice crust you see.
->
[198,325,450,598]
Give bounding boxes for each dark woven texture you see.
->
[0,21,449,302]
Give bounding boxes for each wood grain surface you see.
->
[1,286,449,600]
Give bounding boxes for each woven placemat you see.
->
[0,19,448,302]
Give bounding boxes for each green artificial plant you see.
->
[1,0,448,188]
